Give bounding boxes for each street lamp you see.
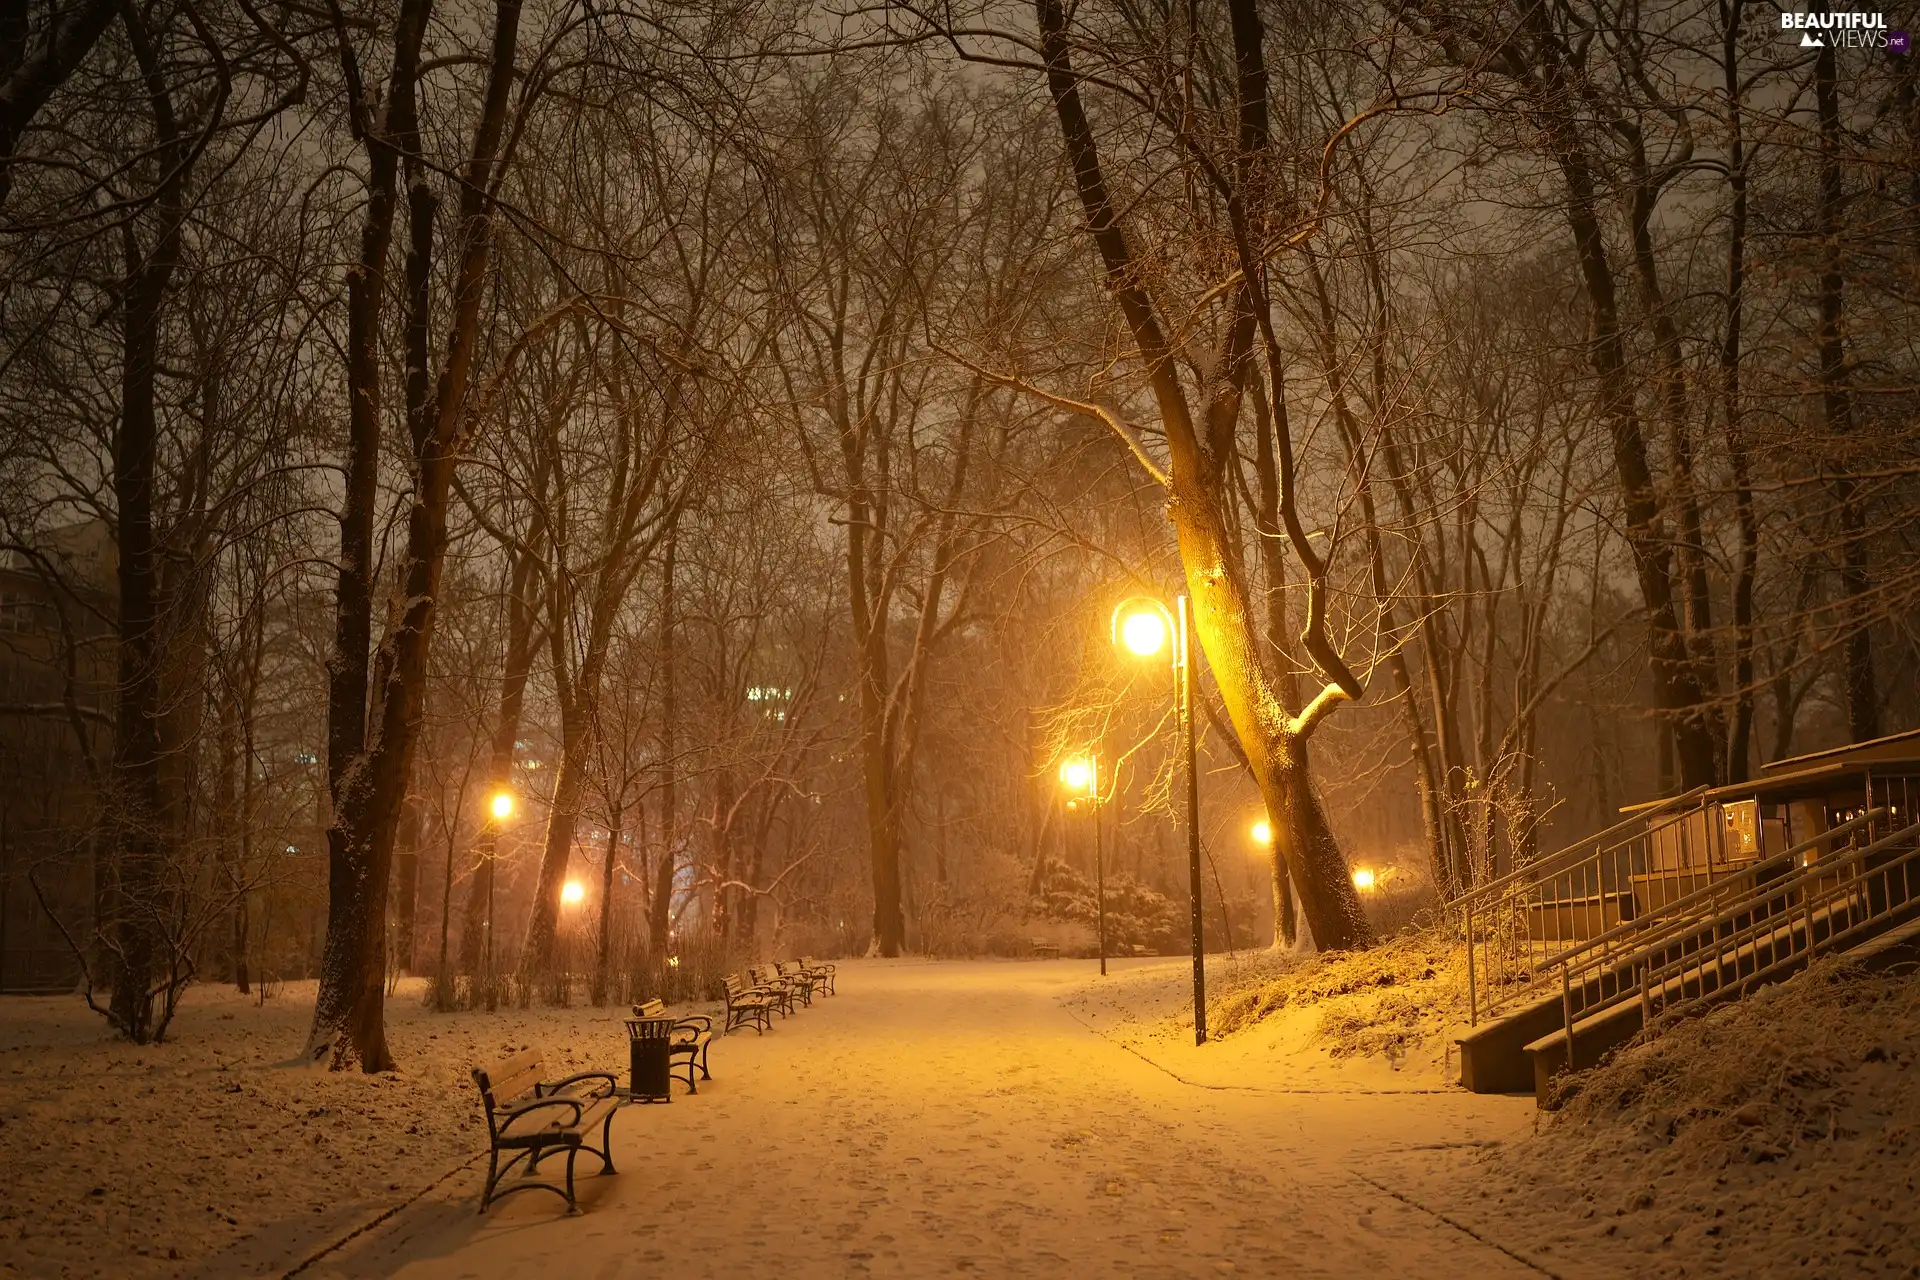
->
[1111,594,1208,1045]
[483,790,516,1008]
[1058,753,1107,975]
[1250,818,1273,848]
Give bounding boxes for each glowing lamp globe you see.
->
[1251,819,1273,847]
[1120,609,1167,657]
[1059,757,1095,794]
[489,791,514,821]
[1351,867,1376,892]
[561,880,585,906]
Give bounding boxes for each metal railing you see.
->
[1550,809,1883,1031]
[1554,808,1920,1064]
[1459,787,1710,1024]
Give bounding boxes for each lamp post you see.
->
[485,789,514,1006]
[1059,754,1105,974]
[1111,594,1207,1045]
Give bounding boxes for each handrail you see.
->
[1456,786,1709,911]
[1549,809,1884,974]
[1553,815,1920,1045]
[1651,831,1920,1027]
[1587,817,1918,985]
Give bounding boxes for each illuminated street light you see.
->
[1110,592,1208,1046]
[1111,597,1176,662]
[561,880,586,906]
[489,791,515,821]
[1059,752,1107,975]
[1119,609,1167,658]
[1251,819,1273,847]
[1351,867,1377,892]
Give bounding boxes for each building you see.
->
[0,521,116,993]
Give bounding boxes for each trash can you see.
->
[625,1017,673,1103]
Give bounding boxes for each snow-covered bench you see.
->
[1031,938,1061,959]
[799,956,836,995]
[723,974,774,1034]
[470,1049,621,1213]
[630,998,713,1092]
[749,965,802,1014]
[776,959,825,1001]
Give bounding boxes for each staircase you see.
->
[1454,776,1920,1104]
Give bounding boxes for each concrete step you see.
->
[1455,911,1745,1095]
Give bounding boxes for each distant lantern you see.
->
[489,791,514,820]
[1351,867,1376,892]
[1251,819,1273,847]
[561,880,585,906]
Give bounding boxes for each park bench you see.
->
[1030,938,1061,959]
[723,973,774,1034]
[631,998,713,1092]
[774,960,818,1005]
[800,956,836,995]
[749,965,801,1016]
[470,1049,622,1214]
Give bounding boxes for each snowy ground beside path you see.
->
[0,978,640,1279]
[1394,959,1920,1279]
[1064,947,1466,1094]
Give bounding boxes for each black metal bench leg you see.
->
[598,1111,618,1173]
[565,1147,580,1215]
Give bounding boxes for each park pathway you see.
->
[318,960,1560,1279]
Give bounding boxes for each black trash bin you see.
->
[626,1017,674,1103]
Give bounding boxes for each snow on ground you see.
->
[329,957,1547,1279]
[0,978,636,1278]
[1407,958,1920,1279]
[4,952,1915,1278]
[1067,937,1469,1092]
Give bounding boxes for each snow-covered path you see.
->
[322,960,1549,1279]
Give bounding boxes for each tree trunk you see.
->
[591,801,623,1006]
[309,0,427,1072]
[647,532,679,973]
[104,7,186,1041]
[1813,39,1877,743]
[391,796,420,975]
[310,0,522,1070]
[1720,0,1758,782]
[1036,0,1370,949]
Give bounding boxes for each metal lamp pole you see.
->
[1178,596,1206,1045]
[1110,593,1205,1043]
[1094,757,1106,977]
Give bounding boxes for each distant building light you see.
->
[284,844,299,855]
[294,751,317,766]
